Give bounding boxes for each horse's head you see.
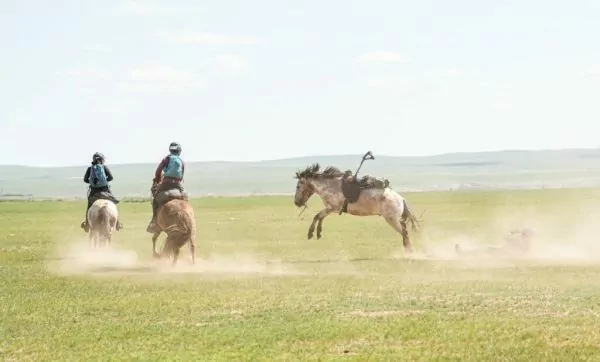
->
[294,176,315,207]
[293,163,344,207]
[293,163,322,207]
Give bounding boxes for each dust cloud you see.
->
[46,239,302,278]
[410,202,600,267]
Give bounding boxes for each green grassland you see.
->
[3,188,600,360]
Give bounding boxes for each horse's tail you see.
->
[401,199,421,233]
[164,208,194,250]
[95,205,113,235]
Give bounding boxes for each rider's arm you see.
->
[153,156,169,183]
[83,167,91,184]
[103,166,114,182]
[181,160,185,180]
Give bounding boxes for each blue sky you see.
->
[2,0,600,166]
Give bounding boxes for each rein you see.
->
[298,204,308,219]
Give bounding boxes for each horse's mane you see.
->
[294,163,345,180]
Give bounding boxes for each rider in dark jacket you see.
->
[81,152,123,232]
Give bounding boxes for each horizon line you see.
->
[1,146,599,168]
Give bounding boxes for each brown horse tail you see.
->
[164,209,194,249]
[402,199,421,233]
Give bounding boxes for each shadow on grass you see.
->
[87,266,158,273]
[275,256,431,265]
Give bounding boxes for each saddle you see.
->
[89,190,120,205]
[153,183,189,207]
[341,170,390,203]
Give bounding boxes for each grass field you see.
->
[3,188,600,360]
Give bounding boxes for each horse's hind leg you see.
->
[172,247,180,267]
[399,219,413,253]
[189,234,196,265]
[384,216,413,254]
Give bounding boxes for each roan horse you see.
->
[87,198,119,249]
[293,163,421,253]
[150,179,197,267]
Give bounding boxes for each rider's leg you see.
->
[81,194,94,232]
[339,199,349,215]
[146,197,159,233]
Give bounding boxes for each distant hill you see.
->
[2,148,600,199]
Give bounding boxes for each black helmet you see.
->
[169,142,182,155]
[92,152,105,163]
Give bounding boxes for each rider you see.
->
[146,142,186,233]
[81,152,124,232]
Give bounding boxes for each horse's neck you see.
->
[311,178,343,202]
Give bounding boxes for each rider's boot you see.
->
[81,214,90,232]
[81,199,92,232]
[339,199,349,215]
[116,219,124,230]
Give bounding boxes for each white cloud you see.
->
[202,55,250,76]
[64,68,113,81]
[365,76,392,89]
[115,1,202,16]
[119,1,151,15]
[83,45,112,53]
[354,51,410,64]
[445,68,460,77]
[65,58,252,94]
[130,65,195,82]
[587,65,600,75]
[123,65,202,93]
[116,81,201,94]
[156,31,260,45]
[64,65,203,94]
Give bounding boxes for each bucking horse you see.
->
[150,175,197,266]
[293,151,421,254]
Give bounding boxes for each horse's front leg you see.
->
[316,209,334,240]
[152,231,161,258]
[308,208,334,240]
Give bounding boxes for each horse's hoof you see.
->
[316,233,322,240]
[307,233,313,240]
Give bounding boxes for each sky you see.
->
[2,0,600,166]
